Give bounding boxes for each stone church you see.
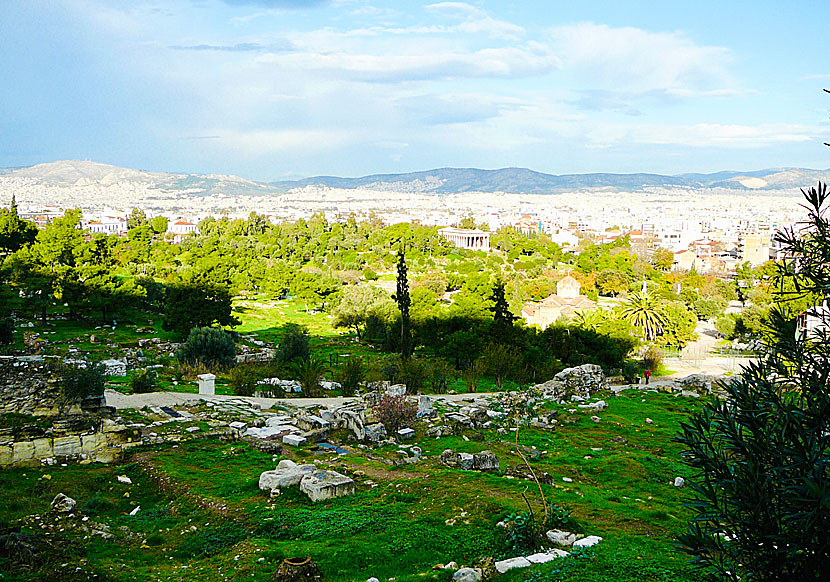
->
[521,274,596,329]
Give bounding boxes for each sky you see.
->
[2,0,829,181]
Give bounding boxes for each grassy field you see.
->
[1,388,701,582]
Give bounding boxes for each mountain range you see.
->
[3,160,828,196]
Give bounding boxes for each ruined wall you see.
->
[0,416,142,467]
[0,356,141,467]
[0,356,68,416]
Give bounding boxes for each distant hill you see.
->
[3,160,828,196]
[272,166,830,194]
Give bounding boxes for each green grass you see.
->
[2,388,702,582]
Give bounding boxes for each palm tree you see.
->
[290,356,328,398]
[572,309,605,331]
[620,290,666,341]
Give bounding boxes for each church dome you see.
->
[556,275,581,299]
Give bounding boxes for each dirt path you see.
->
[663,320,756,378]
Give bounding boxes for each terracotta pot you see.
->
[272,556,324,582]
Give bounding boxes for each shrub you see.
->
[499,513,537,557]
[371,394,417,435]
[427,358,454,394]
[545,504,583,533]
[228,364,261,397]
[677,183,830,580]
[335,356,365,396]
[59,362,106,402]
[276,324,310,364]
[81,496,114,516]
[480,342,523,389]
[291,355,328,398]
[464,358,487,393]
[641,344,663,372]
[129,369,157,394]
[363,268,378,281]
[176,327,236,370]
[396,358,428,394]
[0,318,13,346]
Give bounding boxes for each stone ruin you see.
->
[532,364,608,400]
[259,459,355,502]
[0,357,140,467]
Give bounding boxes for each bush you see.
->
[335,356,365,396]
[464,358,487,393]
[396,358,428,394]
[276,325,310,364]
[480,342,523,389]
[545,504,583,533]
[499,513,537,557]
[59,362,106,402]
[427,358,454,394]
[176,327,236,370]
[371,394,417,435]
[641,345,663,372]
[129,369,157,394]
[362,268,378,281]
[0,318,13,345]
[228,364,261,396]
[677,183,830,580]
[290,355,328,398]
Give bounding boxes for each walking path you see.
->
[104,389,494,411]
[663,320,757,378]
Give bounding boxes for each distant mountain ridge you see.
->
[271,166,830,193]
[3,160,828,195]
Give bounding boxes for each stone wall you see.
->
[0,356,140,467]
[0,416,142,467]
[0,356,69,416]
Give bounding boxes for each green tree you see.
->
[651,247,675,271]
[595,269,629,296]
[126,207,148,230]
[677,183,830,580]
[176,326,237,369]
[394,248,412,359]
[331,286,394,341]
[26,209,85,316]
[654,300,698,349]
[489,279,517,343]
[620,288,667,341]
[162,282,239,337]
[74,234,127,323]
[276,325,310,364]
[150,215,168,235]
[0,196,37,253]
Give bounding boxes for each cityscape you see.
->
[2,1,830,581]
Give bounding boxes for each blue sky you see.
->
[2,0,829,180]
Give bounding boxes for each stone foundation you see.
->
[0,415,142,467]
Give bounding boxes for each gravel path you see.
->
[104,389,495,411]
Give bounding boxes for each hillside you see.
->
[3,160,828,196]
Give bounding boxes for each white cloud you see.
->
[599,123,817,148]
[199,128,352,153]
[424,2,525,40]
[550,22,734,93]
[256,41,558,81]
